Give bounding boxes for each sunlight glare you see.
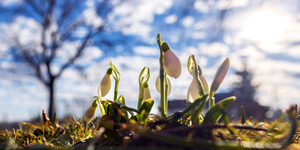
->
[240,8,289,44]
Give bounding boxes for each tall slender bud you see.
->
[97,68,112,97]
[162,42,181,79]
[210,58,230,97]
[84,100,98,123]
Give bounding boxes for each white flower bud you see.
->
[84,100,98,123]
[155,75,171,95]
[162,43,181,79]
[97,68,112,97]
[210,58,230,95]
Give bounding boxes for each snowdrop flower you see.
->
[187,75,208,103]
[97,68,112,97]
[84,100,98,123]
[187,60,208,103]
[155,75,171,95]
[162,42,181,79]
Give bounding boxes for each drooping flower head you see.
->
[97,68,112,97]
[84,100,98,123]
[187,68,209,103]
[162,42,181,79]
[186,55,208,103]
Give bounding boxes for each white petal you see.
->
[211,58,230,94]
[98,74,111,97]
[187,78,199,103]
[155,75,171,95]
[163,50,182,79]
[199,75,209,95]
[84,105,97,123]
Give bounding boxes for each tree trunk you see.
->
[48,77,56,121]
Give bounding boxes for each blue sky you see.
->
[0,0,300,122]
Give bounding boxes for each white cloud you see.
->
[73,27,88,38]
[182,16,194,27]
[193,21,208,30]
[0,0,22,6]
[0,42,9,56]
[194,0,209,13]
[191,32,206,39]
[5,16,42,46]
[238,46,265,60]
[217,0,249,10]
[223,35,233,45]
[82,8,103,28]
[134,46,159,56]
[57,41,80,61]
[109,0,173,39]
[198,42,230,57]
[164,14,178,24]
[287,45,300,58]
[170,36,179,43]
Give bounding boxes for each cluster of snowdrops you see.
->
[83,33,233,126]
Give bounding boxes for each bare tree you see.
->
[0,0,125,120]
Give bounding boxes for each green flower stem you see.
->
[97,97,106,116]
[209,95,215,109]
[191,100,206,125]
[157,33,167,119]
[164,72,168,117]
[114,80,119,101]
[137,88,144,110]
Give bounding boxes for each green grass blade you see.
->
[202,96,236,125]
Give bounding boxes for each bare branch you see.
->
[25,0,45,19]
[55,32,92,78]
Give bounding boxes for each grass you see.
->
[0,109,299,150]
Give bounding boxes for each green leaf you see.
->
[117,95,125,104]
[181,95,208,116]
[202,96,236,125]
[191,100,206,125]
[120,105,141,114]
[117,95,128,121]
[167,95,208,120]
[138,99,154,114]
[53,133,74,148]
[101,100,110,115]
